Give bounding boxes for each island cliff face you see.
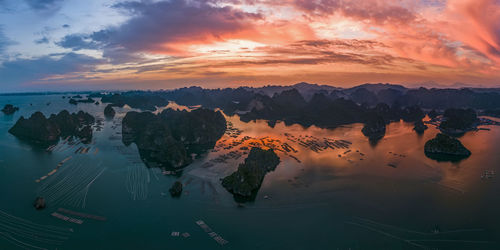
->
[104,104,116,118]
[362,114,386,141]
[96,83,500,123]
[239,90,367,129]
[424,133,471,161]
[9,110,95,145]
[221,147,280,201]
[122,108,226,169]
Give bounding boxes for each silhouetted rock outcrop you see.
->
[240,89,308,125]
[399,87,500,110]
[303,95,366,128]
[401,106,425,122]
[169,181,183,197]
[439,108,479,135]
[94,83,500,118]
[69,97,95,105]
[1,104,19,115]
[241,91,366,128]
[104,104,116,118]
[222,148,280,201]
[122,108,226,169]
[424,133,471,161]
[90,84,500,132]
[362,114,386,141]
[370,103,400,123]
[9,110,95,146]
[413,120,428,134]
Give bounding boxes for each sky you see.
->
[0,0,499,92]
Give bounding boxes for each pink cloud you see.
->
[443,0,500,64]
[291,0,499,72]
[105,0,263,54]
[294,0,417,24]
[46,0,499,88]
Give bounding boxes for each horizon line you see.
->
[1,82,500,95]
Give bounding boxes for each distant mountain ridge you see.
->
[95,82,500,112]
[236,82,500,110]
[242,82,405,99]
[243,82,339,101]
[2,82,500,97]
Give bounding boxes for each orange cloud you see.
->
[443,0,500,64]
[22,0,500,90]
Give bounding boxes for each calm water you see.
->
[1,94,500,249]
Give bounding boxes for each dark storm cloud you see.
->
[108,0,260,52]
[55,0,261,59]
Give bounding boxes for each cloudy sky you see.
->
[0,0,499,92]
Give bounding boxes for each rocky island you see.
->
[69,97,95,105]
[221,147,280,202]
[413,119,428,134]
[239,90,367,129]
[97,85,482,135]
[9,110,95,146]
[104,104,116,118]
[400,106,425,122]
[424,133,471,161]
[439,108,479,135]
[169,181,183,197]
[1,104,19,115]
[122,108,226,169]
[362,114,386,141]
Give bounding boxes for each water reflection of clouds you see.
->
[221,115,468,196]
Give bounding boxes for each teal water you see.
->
[1,94,500,249]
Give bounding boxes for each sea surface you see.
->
[1,94,500,249]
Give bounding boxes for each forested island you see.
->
[424,133,472,161]
[221,147,280,202]
[9,110,95,146]
[122,108,227,169]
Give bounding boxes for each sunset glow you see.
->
[0,0,499,91]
